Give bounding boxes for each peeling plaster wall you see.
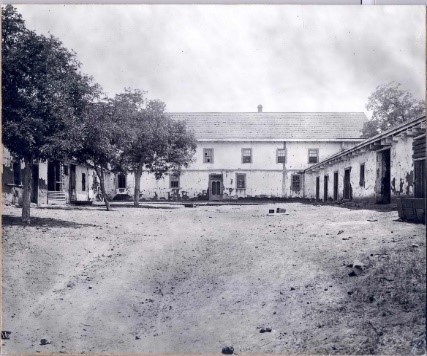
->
[390,135,414,197]
[304,135,415,202]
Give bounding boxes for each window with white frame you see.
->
[242,148,252,163]
[277,148,286,163]
[308,149,319,164]
[203,148,214,163]
[236,173,246,189]
[291,174,301,191]
[170,173,180,188]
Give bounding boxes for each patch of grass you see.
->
[345,245,426,354]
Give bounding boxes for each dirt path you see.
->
[2,203,425,354]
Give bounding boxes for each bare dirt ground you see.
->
[2,202,426,354]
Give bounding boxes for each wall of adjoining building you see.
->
[304,134,415,202]
[389,135,415,197]
[2,148,24,205]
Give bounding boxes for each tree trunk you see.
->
[21,157,32,224]
[134,165,143,207]
[94,165,110,211]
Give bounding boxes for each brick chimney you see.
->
[257,104,263,113]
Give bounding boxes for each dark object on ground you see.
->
[337,230,344,235]
[222,346,234,354]
[367,218,378,222]
[269,209,274,214]
[40,339,49,345]
[260,327,272,333]
[290,287,295,291]
[397,198,425,223]
[1,331,11,340]
[348,271,357,277]
[70,200,93,206]
[184,203,197,208]
[135,336,140,340]
[276,208,286,213]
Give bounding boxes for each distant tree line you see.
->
[2,5,196,223]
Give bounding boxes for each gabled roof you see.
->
[304,115,426,173]
[168,112,367,141]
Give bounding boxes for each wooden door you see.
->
[344,168,352,200]
[333,172,338,201]
[414,159,425,198]
[380,149,391,204]
[316,177,320,200]
[324,175,329,201]
[209,174,223,200]
[69,165,76,200]
[31,164,39,204]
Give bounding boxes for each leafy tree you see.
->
[69,99,121,211]
[362,82,425,137]
[2,5,98,223]
[115,89,197,207]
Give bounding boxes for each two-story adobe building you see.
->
[119,106,367,201]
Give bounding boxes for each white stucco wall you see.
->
[304,135,415,202]
[118,139,360,200]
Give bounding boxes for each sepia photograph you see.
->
[1,4,426,355]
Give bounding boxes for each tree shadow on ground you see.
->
[2,215,97,228]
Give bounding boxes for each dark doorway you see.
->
[344,168,352,200]
[209,174,223,200]
[333,172,339,201]
[315,176,320,200]
[69,165,76,200]
[47,161,61,191]
[31,164,39,204]
[118,173,126,189]
[414,159,426,198]
[379,149,391,204]
[324,175,329,201]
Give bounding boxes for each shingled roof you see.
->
[168,112,367,141]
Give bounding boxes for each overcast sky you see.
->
[16,5,425,114]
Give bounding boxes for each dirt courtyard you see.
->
[2,202,426,354]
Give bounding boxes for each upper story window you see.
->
[277,149,286,163]
[242,148,252,163]
[308,149,319,164]
[170,173,180,188]
[359,163,365,187]
[203,148,214,163]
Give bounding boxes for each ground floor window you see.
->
[170,173,180,188]
[359,163,365,187]
[291,174,301,191]
[236,173,246,189]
